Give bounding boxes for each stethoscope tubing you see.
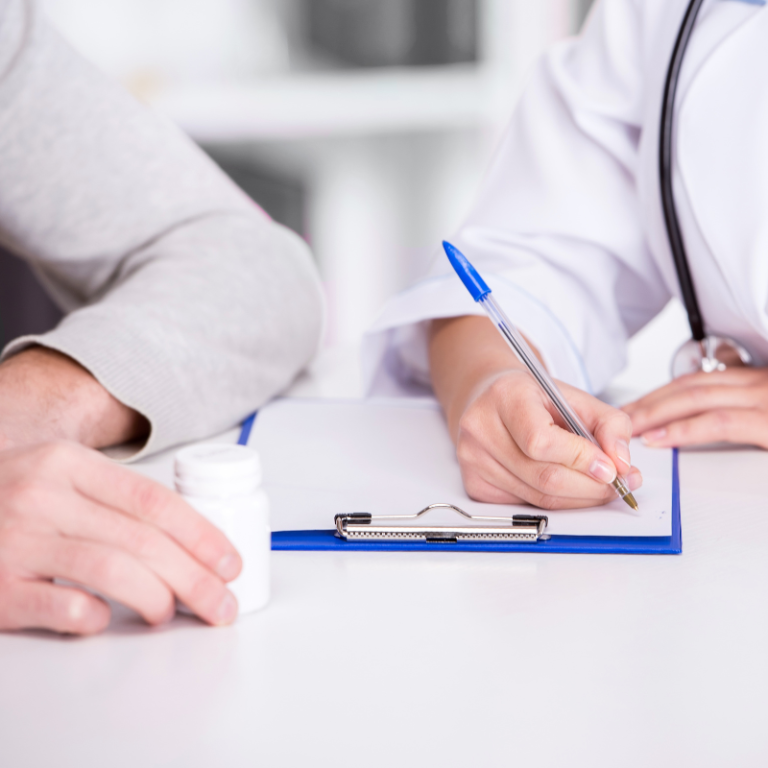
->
[659,0,707,342]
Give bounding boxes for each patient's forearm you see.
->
[0,348,148,450]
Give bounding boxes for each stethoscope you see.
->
[661,0,753,377]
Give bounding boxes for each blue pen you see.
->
[443,240,638,511]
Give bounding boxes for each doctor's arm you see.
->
[401,0,669,507]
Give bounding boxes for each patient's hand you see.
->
[0,347,148,450]
[624,367,768,448]
[429,316,642,510]
[0,442,242,634]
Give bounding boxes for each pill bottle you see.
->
[174,443,270,615]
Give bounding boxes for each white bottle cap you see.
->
[174,443,261,499]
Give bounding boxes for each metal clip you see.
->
[334,503,549,544]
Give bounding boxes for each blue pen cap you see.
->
[443,241,491,302]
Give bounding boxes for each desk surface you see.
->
[2,355,767,767]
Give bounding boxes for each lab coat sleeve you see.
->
[0,0,325,459]
[363,0,671,397]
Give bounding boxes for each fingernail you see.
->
[641,428,667,445]
[589,459,617,484]
[615,439,631,468]
[627,469,643,491]
[215,592,238,625]
[216,553,239,581]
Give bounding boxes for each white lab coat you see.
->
[363,0,768,397]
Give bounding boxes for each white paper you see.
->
[249,398,673,537]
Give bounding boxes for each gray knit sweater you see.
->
[0,0,325,459]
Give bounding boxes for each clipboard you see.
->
[241,399,682,555]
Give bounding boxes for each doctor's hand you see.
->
[429,317,643,510]
[623,367,768,448]
[0,442,242,635]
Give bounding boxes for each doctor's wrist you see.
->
[0,347,148,450]
[429,316,536,440]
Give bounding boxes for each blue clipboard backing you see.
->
[238,413,682,555]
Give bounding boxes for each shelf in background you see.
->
[145,64,513,143]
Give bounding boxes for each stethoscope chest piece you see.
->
[671,335,752,378]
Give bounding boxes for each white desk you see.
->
[2,353,767,767]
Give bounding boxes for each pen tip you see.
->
[624,492,639,511]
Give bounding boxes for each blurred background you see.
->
[2,0,690,398]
